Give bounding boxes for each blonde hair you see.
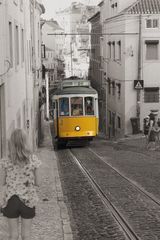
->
[8,128,31,165]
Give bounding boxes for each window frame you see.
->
[108,41,111,59]
[15,24,19,67]
[112,41,115,60]
[145,40,159,60]
[59,97,69,116]
[21,28,24,64]
[71,97,83,116]
[117,40,121,61]
[144,87,159,103]
[84,97,94,116]
[13,0,18,6]
[146,18,159,29]
[117,116,121,129]
[9,21,13,67]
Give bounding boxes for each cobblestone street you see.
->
[0,120,73,240]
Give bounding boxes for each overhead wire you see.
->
[48,16,155,35]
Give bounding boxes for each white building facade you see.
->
[41,20,65,87]
[55,2,99,78]
[0,0,44,158]
[100,0,160,138]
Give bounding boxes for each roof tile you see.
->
[124,0,160,14]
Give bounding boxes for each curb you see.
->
[42,120,73,240]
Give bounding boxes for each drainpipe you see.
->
[45,71,49,120]
[23,1,29,134]
[136,14,142,126]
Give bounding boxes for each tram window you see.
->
[59,98,69,116]
[71,97,83,116]
[85,97,94,115]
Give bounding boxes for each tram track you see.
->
[69,150,140,240]
[88,147,160,208]
[69,147,160,240]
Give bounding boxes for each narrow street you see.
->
[56,134,160,240]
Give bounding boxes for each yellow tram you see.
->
[52,78,99,148]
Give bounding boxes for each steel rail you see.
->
[69,149,140,240]
[89,147,160,207]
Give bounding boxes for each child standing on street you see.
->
[0,128,41,240]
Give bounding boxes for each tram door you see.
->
[0,84,6,158]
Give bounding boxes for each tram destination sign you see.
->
[134,80,144,90]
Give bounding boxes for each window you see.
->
[20,0,23,11]
[85,97,94,115]
[146,19,158,28]
[117,83,121,99]
[108,41,111,58]
[145,40,159,60]
[23,102,26,129]
[21,28,24,63]
[15,25,19,66]
[108,110,112,124]
[9,22,13,67]
[108,80,111,94]
[144,87,159,103]
[13,0,18,5]
[71,97,83,116]
[59,98,69,116]
[41,44,46,59]
[112,41,115,60]
[117,116,121,129]
[117,40,121,60]
[27,41,30,73]
[38,40,40,58]
[91,48,95,59]
[29,40,32,70]
[112,81,115,95]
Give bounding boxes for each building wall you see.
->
[0,0,7,156]
[0,0,44,156]
[139,15,160,128]
[124,14,160,133]
[5,0,27,140]
[102,0,160,137]
[89,12,107,134]
[104,0,136,18]
[32,1,44,149]
[104,15,126,137]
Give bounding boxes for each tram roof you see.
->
[53,86,97,95]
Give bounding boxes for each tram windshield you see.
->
[71,97,83,116]
[85,97,94,115]
[59,98,69,116]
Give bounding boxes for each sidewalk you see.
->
[0,120,73,240]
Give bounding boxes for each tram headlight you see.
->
[75,126,81,131]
